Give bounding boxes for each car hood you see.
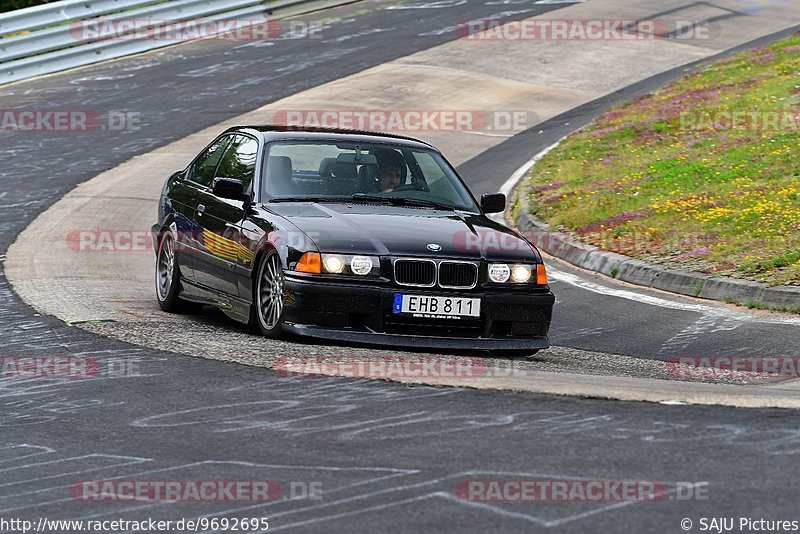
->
[264,202,540,261]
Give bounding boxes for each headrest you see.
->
[266,156,294,195]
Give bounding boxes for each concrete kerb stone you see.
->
[762,286,800,307]
[511,161,798,310]
[699,277,766,303]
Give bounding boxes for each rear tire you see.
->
[155,230,201,313]
[253,250,285,338]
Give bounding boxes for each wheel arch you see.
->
[250,240,280,301]
[154,214,178,251]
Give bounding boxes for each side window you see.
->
[215,135,259,190]
[190,136,231,187]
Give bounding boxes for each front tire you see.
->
[489,349,540,359]
[155,230,200,313]
[254,251,285,338]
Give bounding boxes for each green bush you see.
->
[1,0,54,14]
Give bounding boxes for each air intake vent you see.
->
[394,260,436,286]
[438,262,478,289]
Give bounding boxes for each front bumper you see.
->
[282,275,554,351]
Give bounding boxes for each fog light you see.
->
[323,255,345,274]
[350,256,373,275]
[489,263,511,283]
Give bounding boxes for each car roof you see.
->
[226,125,437,150]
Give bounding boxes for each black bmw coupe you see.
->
[152,126,554,353]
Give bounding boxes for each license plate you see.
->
[393,294,480,318]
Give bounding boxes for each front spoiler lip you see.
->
[282,323,550,351]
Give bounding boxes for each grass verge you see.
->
[523,33,800,286]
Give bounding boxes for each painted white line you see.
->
[489,137,564,224]
[498,138,564,198]
[0,454,143,474]
[495,138,800,326]
[548,266,800,325]
[0,444,54,464]
[386,0,466,8]
[0,456,149,489]
[460,131,514,138]
[548,267,713,314]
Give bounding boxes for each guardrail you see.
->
[0,0,356,85]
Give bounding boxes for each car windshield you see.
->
[262,141,479,211]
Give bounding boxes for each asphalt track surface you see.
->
[1,0,800,531]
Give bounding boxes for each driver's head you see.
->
[375,149,406,192]
[379,164,403,191]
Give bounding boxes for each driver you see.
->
[375,149,406,192]
[379,164,403,192]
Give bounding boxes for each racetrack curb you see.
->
[507,137,800,311]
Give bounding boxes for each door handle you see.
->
[197,204,205,216]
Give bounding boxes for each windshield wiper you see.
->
[269,196,350,203]
[349,193,456,210]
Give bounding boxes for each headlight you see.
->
[488,263,546,284]
[323,255,345,274]
[321,253,380,276]
[511,264,532,283]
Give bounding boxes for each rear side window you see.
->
[190,136,232,187]
[215,135,259,190]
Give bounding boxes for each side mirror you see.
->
[212,177,246,201]
[480,193,506,214]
